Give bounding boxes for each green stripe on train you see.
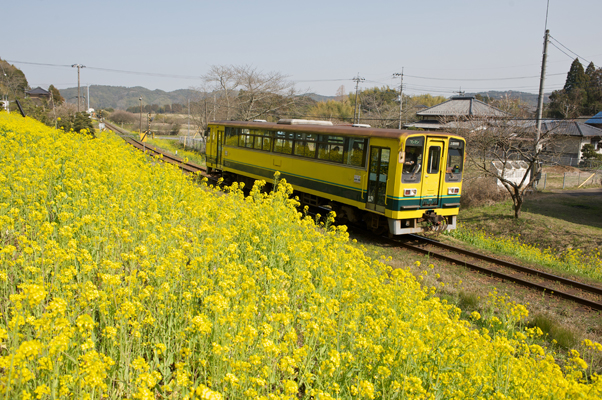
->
[224,159,461,212]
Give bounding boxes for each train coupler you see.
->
[423,211,446,231]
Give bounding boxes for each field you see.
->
[2,112,602,399]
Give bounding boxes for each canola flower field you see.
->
[1,112,602,399]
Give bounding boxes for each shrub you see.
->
[108,109,137,124]
[461,176,508,208]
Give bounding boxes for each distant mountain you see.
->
[60,85,197,110]
[465,91,550,108]
[59,85,551,111]
[306,93,335,102]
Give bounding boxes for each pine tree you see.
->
[586,62,596,79]
[48,85,64,106]
[563,58,587,93]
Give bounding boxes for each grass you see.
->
[146,138,206,167]
[450,193,602,281]
[528,313,578,350]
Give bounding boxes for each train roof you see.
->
[209,120,463,140]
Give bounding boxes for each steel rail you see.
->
[104,121,215,180]
[408,234,602,297]
[393,236,602,311]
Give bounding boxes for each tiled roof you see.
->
[416,96,508,117]
[25,87,50,95]
[542,120,602,137]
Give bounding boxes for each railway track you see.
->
[104,121,218,182]
[102,121,602,310]
[391,234,602,311]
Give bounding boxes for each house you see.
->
[403,96,509,130]
[540,120,602,166]
[25,87,51,100]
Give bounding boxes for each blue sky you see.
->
[3,0,601,98]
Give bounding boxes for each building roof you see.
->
[585,112,602,125]
[416,96,508,118]
[25,87,50,96]
[542,120,602,137]
[404,120,488,131]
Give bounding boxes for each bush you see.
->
[461,177,508,208]
[170,122,181,135]
[108,109,137,124]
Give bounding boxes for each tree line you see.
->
[548,58,602,118]
[0,59,95,135]
[125,103,188,114]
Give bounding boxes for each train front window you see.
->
[447,139,464,173]
[402,137,423,183]
[445,139,464,182]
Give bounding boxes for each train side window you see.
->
[317,135,344,163]
[262,131,273,151]
[427,146,441,174]
[291,133,315,158]
[225,127,238,146]
[252,130,263,150]
[274,131,293,154]
[347,138,367,167]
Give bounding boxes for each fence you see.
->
[537,170,602,190]
[179,136,206,153]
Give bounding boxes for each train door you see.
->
[216,129,224,168]
[420,138,444,207]
[366,147,390,213]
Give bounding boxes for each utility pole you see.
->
[71,64,85,113]
[352,73,364,124]
[139,97,142,134]
[87,85,90,112]
[535,29,549,152]
[394,69,404,129]
[188,99,190,136]
[533,29,550,188]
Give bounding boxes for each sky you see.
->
[2,0,601,99]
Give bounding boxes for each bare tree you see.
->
[198,64,303,122]
[203,65,238,120]
[233,65,299,121]
[187,87,214,138]
[453,115,569,218]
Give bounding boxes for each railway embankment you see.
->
[4,113,601,397]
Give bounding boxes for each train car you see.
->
[206,119,465,235]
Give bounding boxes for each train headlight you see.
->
[403,188,417,197]
[448,187,460,195]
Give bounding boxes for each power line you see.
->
[402,72,565,82]
[4,60,72,68]
[7,58,572,85]
[5,59,205,80]
[548,35,596,67]
[549,42,579,64]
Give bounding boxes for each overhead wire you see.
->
[548,35,596,67]
[1,57,586,98]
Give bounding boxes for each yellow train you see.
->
[206,119,465,235]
